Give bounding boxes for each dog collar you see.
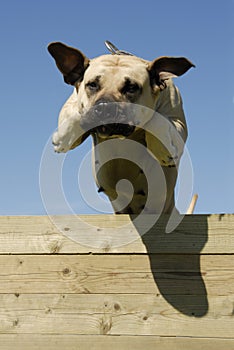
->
[105,40,134,56]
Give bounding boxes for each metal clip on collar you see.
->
[105,40,134,56]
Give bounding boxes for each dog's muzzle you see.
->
[80,100,136,137]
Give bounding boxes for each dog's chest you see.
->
[91,132,166,213]
[92,131,147,186]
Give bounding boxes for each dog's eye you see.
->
[86,81,99,91]
[126,84,140,94]
[121,81,141,96]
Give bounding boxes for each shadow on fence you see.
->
[132,214,209,317]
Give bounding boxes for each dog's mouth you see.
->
[80,101,136,138]
[96,123,135,138]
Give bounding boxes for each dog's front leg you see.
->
[145,113,186,167]
[52,90,89,153]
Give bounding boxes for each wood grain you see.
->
[0,294,233,337]
[0,335,233,350]
[0,214,233,253]
[0,254,232,296]
[0,214,233,347]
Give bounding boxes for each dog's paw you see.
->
[159,153,178,167]
[52,131,72,153]
[145,116,184,167]
[52,116,83,153]
[147,136,178,167]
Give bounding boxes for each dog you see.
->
[48,41,194,215]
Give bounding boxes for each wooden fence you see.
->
[0,214,234,349]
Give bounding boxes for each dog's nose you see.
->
[94,101,118,120]
[80,100,135,137]
[94,102,105,117]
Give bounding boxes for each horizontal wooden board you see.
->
[0,215,234,344]
[0,335,233,350]
[0,214,233,254]
[0,254,233,297]
[0,294,233,337]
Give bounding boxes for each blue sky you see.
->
[0,0,233,215]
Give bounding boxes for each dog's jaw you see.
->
[79,101,136,138]
[95,123,135,138]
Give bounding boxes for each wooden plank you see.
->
[0,294,233,337]
[0,215,233,344]
[0,335,233,350]
[0,214,233,254]
[0,255,233,296]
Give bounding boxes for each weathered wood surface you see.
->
[0,214,233,253]
[0,254,233,295]
[1,335,233,350]
[0,293,233,337]
[0,214,233,349]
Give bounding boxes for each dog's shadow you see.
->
[130,214,209,317]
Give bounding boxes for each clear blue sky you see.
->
[0,0,233,215]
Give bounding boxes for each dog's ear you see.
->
[48,42,90,85]
[148,56,195,88]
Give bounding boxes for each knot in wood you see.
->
[63,267,71,275]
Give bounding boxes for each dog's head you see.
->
[48,42,194,138]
